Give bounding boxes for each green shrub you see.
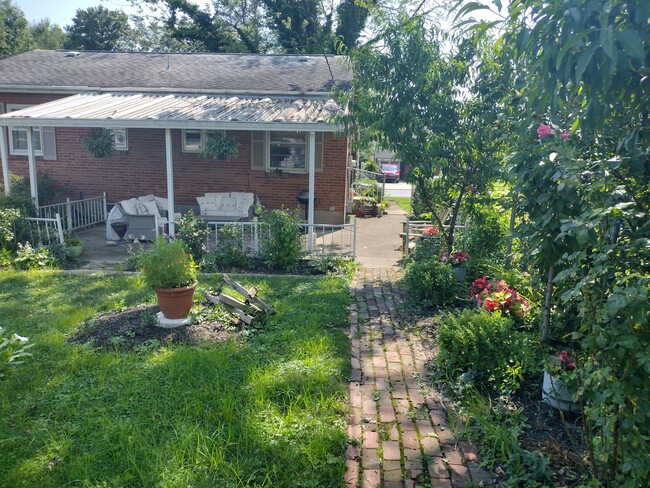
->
[12,242,53,270]
[435,309,539,395]
[404,258,456,306]
[364,160,379,173]
[307,255,357,276]
[261,209,302,272]
[175,210,211,260]
[207,223,249,270]
[412,236,443,262]
[11,173,65,205]
[0,194,36,216]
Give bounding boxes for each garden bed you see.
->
[69,303,244,351]
[409,311,590,486]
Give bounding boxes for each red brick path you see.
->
[345,268,492,487]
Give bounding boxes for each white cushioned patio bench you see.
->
[196,192,260,221]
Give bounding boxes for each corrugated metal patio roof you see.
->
[0,92,344,131]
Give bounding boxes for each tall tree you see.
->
[130,0,374,54]
[0,0,32,59]
[30,19,66,50]
[65,6,130,51]
[344,13,509,253]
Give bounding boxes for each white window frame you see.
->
[268,131,308,173]
[182,129,227,153]
[7,104,42,156]
[112,129,128,151]
[182,129,203,152]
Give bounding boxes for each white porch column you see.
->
[0,125,9,195]
[165,129,175,237]
[308,131,315,252]
[26,126,38,208]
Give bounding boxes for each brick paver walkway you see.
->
[345,268,491,488]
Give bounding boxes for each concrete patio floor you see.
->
[74,201,407,271]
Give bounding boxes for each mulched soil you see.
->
[70,303,242,350]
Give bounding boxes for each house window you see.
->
[7,104,42,156]
[182,129,202,152]
[270,131,307,171]
[252,131,323,173]
[112,129,128,150]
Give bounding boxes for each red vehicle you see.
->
[380,163,400,182]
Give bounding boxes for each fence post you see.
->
[254,221,259,254]
[352,219,357,256]
[65,198,72,231]
[404,217,410,259]
[55,213,65,244]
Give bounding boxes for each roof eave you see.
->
[0,116,343,132]
[0,84,348,98]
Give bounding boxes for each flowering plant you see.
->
[546,350,577,375]
[470,276,529,317]
[445,251,470,266]
[537,123,572,142]
[422,225,439,236]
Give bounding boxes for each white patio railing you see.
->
[206,220,357,257]
[25,213,64,245]
[402,218,469,258]
[38,193,107,232]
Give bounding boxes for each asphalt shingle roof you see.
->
[0,50,351,95]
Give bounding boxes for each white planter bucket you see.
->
[452,266,466,282]
[542,371,579,412]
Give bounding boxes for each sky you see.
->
[14,0,148,26]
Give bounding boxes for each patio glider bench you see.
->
[196,192,260,221]
[106,194,180,241]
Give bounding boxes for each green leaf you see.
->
[600,26,616,60]
[556,32,587,72]
[614,30,644,62]
[575,43,597,83]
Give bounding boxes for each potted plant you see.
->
[139,238,198,320]
[201,132,239,160]
[64,233,83,258]
[542,350,579,412]
[441,251,470,281]
[83,128,115,158]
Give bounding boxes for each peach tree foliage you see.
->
[341,12,510,254]
[468,0,650,483]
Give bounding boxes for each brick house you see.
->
[0,50,352,228]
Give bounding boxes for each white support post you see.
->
[308,131,315,252]
[27,126,38,208]
[165,129,175,237]
[0,125,9,195]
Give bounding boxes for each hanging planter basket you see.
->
[201,132,239,160]
[83,128,115,158]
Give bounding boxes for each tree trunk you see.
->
[505,206,516,267]
[540,265,555,344]
[446,188,465,255]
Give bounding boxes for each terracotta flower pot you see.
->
[156,283,197,319]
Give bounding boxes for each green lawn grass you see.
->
[0,271,350,487]
[386,196,412,214]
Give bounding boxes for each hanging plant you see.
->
[201,132,239,160]
[83,128,115,158]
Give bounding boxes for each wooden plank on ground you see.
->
[223,274,275,314]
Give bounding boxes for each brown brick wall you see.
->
[1,92,349,222]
